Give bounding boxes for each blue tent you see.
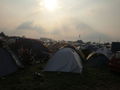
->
[0,48,18,76]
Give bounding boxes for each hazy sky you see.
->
[0,0,120,42]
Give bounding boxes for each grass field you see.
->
[0,64,120,90]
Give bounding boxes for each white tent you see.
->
[44,48,83,73]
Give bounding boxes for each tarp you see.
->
[44,48,83,73]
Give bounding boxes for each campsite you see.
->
[0,0,120,89]
[0,33,120,90]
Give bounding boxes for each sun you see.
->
[43,0,58,11]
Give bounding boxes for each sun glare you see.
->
[43,0,58,11]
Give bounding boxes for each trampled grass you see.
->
[0,64,120,90]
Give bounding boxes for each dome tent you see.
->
[86,52,109,68]
[44,47,83,73]
[0,39,24,77]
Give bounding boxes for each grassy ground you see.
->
[0,64,120,90]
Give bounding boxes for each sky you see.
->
[0,0,120,42]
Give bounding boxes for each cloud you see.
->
[17,21,44,31]
[0,19,114,42]
[50,18,112,41]
[14,21,50,38]
[73,21,112,42]
[0,0,120,41]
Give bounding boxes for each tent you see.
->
[44,48,83,73]
[9,37,50,65]
[86,52,109,68]
[96,47,112,59]
[0,48,18,77]
[82,44,98,58]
